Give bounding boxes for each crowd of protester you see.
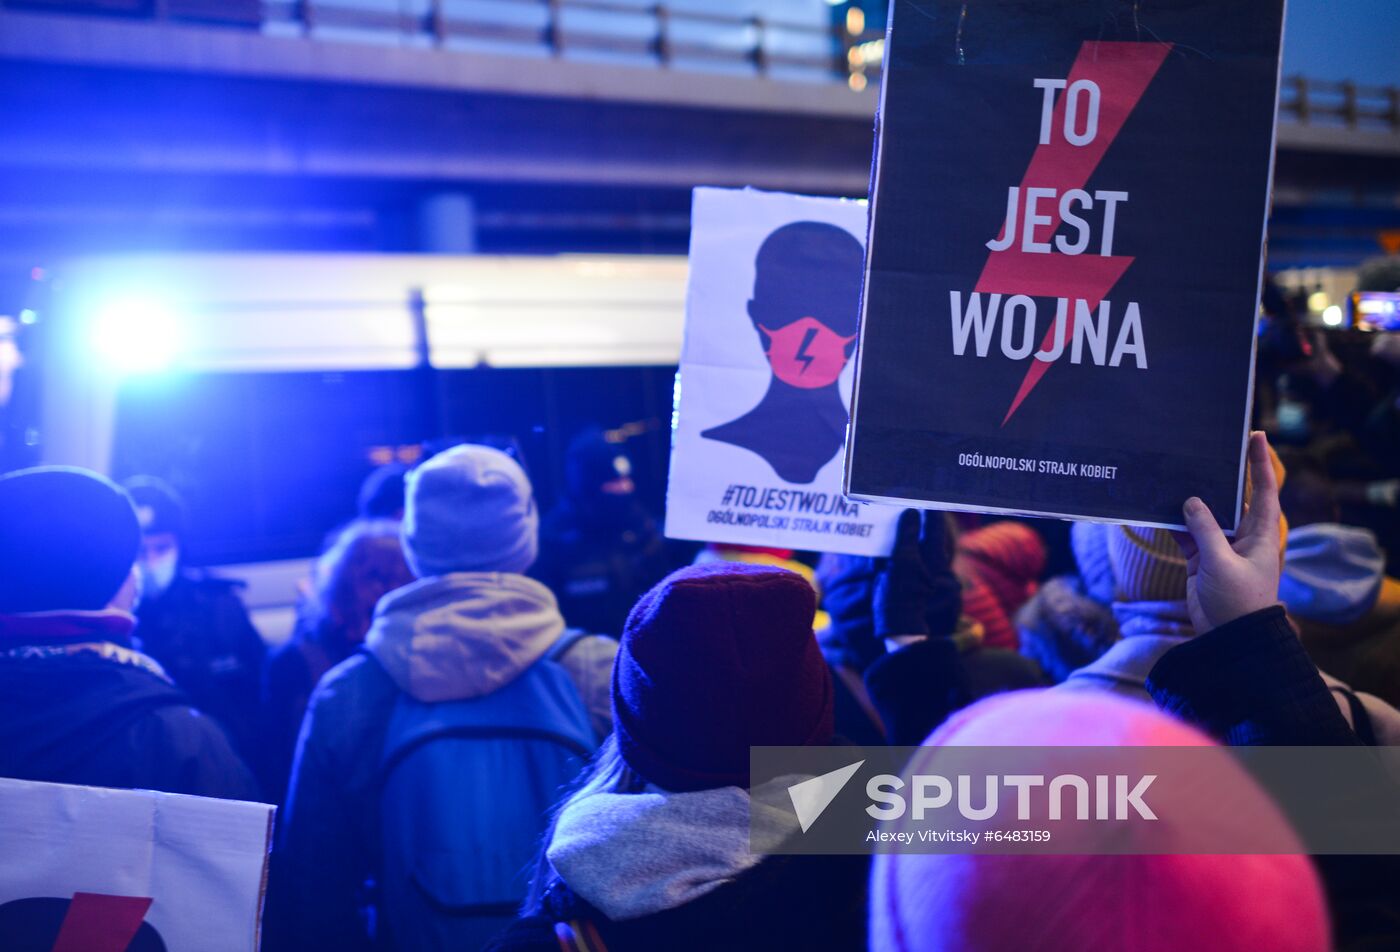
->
[2,257,1400,950]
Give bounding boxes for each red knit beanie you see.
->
[612,562,835,792]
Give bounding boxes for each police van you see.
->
[28,253,687,641]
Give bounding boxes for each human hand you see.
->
[1173,432,1282,634]
[874,509,960,640]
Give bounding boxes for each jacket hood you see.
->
[1280,523,1385,625]
[547,780,799,921]
[364,572,566,702]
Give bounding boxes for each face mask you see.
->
[758,316,856,389]
[139,551,178,601]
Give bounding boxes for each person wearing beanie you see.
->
[1014,521,1120,684]
[122,475,267,761]
[533,427,677,637]
[277,444,618,952]
[1059,434,1400,744]
[953,520,1047,650]
[486,563,869,952]
[869,691,1331,952]
[0,467,258,800]
[357,461,408,521]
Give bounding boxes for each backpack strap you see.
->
[547,629,596,664]
[1332,686,1379,746]
[554,919,609,952]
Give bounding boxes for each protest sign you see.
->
[666,187,900,556]
[0,777,274,951]
[845,0,1286,530]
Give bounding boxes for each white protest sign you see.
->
[665,187,900,556]
[0,777,273,951]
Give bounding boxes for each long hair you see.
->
[521,734,648,916]
[305,519,414,658]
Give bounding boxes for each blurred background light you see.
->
[1322,304,1345,326]
[92,296,182,374]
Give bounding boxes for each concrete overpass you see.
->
[0,6,1396,259]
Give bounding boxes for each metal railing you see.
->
[7,1,1400,131]
[0,0,875,78]
[1279,76,1400,134]
[257,0,881,80]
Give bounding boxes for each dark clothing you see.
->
[820,543,1043,746]
[485,853,868,952]
[817,553,885,671]
[828,662,887,747]
[534,501,674,637]
[258,637,341,805]
[1147,606,1400,952]
[135,569,266,758]
[0,615,258,801]
[864,638,1046,746]
[271,653,397,952]
[1145,605,1358,746]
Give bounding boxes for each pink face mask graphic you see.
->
[758,316,857,389]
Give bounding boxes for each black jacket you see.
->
[135,570,266,758]
[485,853,868,952]
[533,501,676,637]
[0,648,259,801]
[1145,605,1359,746]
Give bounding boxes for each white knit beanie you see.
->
[402,445,539,578]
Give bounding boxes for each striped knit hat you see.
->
[1108,444,1289,606]
[1108,526,1188,603]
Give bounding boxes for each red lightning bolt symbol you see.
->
[981,41,1172,427]
[50,893,154,952]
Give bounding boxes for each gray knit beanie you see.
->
[402,445,539,578]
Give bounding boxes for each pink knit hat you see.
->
[870,691,1330,952]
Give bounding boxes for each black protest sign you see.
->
[846,0,1285,529]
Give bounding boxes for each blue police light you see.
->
[91,297,182,374]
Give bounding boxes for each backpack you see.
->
[378,636,598,951]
